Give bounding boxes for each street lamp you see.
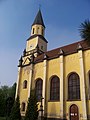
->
[39,96,44,120]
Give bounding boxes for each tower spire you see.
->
[32,9,45,28]
[31,10,45,36]
[26,9,47,57]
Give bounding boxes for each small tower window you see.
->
[21,102,25,111]
[32,28,35,34]
[42,29,44,35]
[23,80,27,89]
[37,27,39,34]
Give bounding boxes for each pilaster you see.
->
[15,67,22,99]
[59,49,64,119]
[42,55,47,117]
[28,64,33,98]
[78,48,87,120]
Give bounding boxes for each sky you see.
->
[0,0,90,86]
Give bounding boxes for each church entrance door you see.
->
[69,104,79,120]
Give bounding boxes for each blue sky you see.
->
[0,0,90,86]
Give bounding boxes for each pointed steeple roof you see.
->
[32,9,45,28]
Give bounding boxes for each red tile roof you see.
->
[34,40,90,63]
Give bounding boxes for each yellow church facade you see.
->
[15,10,90,120]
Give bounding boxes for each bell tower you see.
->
[31,9,45,36]
[26,9,48,57]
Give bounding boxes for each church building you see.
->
[15,10,90,120]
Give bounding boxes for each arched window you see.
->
[35,79,43,101]
[21,102,25,111]
[68,73,80,100]
[23,80,27,89]
[50,76,60,100]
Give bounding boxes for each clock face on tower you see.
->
[30,44,33,49]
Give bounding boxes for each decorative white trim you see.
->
[87,71,90,100]
[78,50,87,120]
[43,59,47,116]
[15,67,21,99]
[60,55,64,119]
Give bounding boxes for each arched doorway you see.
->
[70,104,79,120]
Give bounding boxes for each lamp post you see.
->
[39,96,44,120]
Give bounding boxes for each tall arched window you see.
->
[21,102,25,111]
[23,80,27,89]
[50,76,60,100]
[68,73,80,100]
[35,79,43,101]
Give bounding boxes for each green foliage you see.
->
[0,117,6,120]
[9,96,21,120]
[80,19,90,41]
[6,97,14,117]
[6,83,17,117]
[0,89,5,116]
[1,85,9,99]
[8,83,16,98]
[0,86,9,117]
[0,83,16,117]
[9,83,16,98]
[24,89,38,120]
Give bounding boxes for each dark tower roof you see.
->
[32,9,45,28]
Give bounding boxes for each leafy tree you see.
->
[0,83,17,117]
[79,19,90,42]
[1,85,9,99]
[9,96,21,120]
[6,83,17,117]
[0,86,9,117]
[8,83,16,99]
[0,88,5,116]
[24,90,38,120]
[6,97,14,117]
